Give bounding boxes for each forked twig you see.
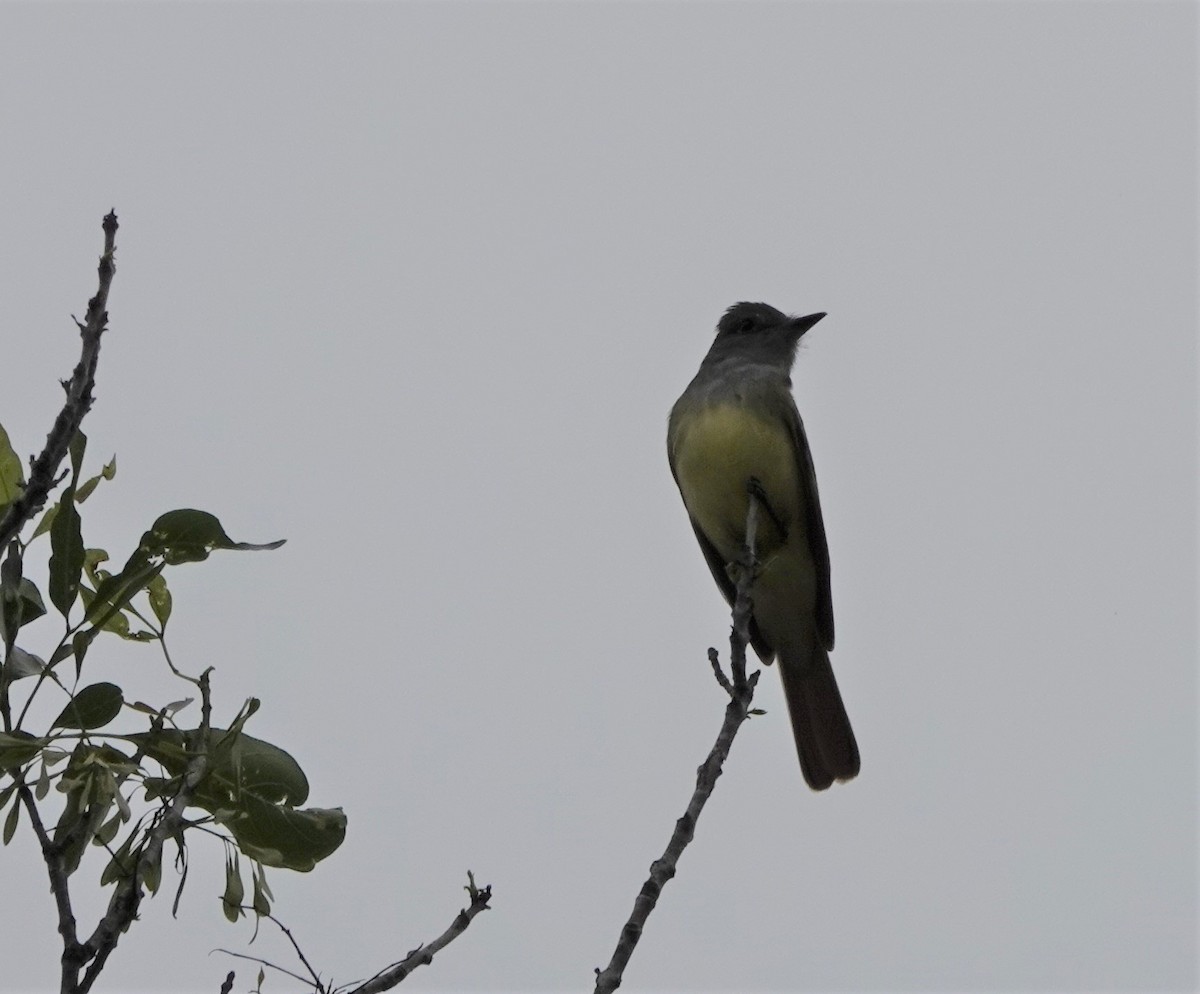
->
[593,493,763,993]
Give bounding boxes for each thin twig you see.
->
[592,494,763,994]
[708,646,732,695]
[215,912,333,992]
[345,873,493,993]
[0,211,118,549]
[215,948,317,989]
[270,914,326,989]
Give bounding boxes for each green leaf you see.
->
[83,547,110,577]
[130,726,309,805]
[74,477,100,504]
[216,698,261,762]
[101,829,137,886]
[99,610,130,637]
[170,829,190,917]
[2,793,18,844]
[70,509,279,645]
[48,487,84,619]
[72,629,95,677]
[115,792,131,828]
[143,845,162,894]
[42,434,86,616]
[35,756,51,799]
[79,585,132,637]
[16,578,46,625]
[3,645,45,680]
[49,643,75,667]
[97,746,138,778]
[52,744,126,876]
[251,863,271,916]
[82,555,163,630]
[222,851,244,921]
[30,501,58,541]
[218,800,346,873]
[127,724,344,872]
[95,810,122,846]
[53,762,90,871]
[52,682,124,731]
[139,509,285,565]
[0,731,46,771]
[147,573,172,628]
[2,579,47,645]
[140,775,173,802]
[0,540,19,590]
[74,455,116,504]
[79,582,157,640]
[256,863,274,900]
[0,423,24,508]
[0,554,42,644]
[68,430,87,481]
[129,696,191,719]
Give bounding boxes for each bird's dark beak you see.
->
[789,312,827,338]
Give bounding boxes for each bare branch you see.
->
[592,494,764,993]
[3,212,123,989]
[0,211,119,549]
[346,873,493,993]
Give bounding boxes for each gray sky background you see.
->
[1,3,1196,992]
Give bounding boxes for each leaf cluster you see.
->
[0,425,345,933]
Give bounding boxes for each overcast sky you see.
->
[1,3,1196,993]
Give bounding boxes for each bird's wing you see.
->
[783,401,835,651]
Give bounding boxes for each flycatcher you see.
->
[668,302,859,790]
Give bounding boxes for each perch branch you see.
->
[592,492,763,993]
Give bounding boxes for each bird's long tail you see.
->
[778,647,860,791]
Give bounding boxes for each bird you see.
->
[667,302,859,790]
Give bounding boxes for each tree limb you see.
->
[0,211,118,549]
[17,780,83,978]
[592,494,762,993]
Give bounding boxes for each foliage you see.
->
[0,424,345,947]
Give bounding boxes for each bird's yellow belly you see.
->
[673,404,801,559]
